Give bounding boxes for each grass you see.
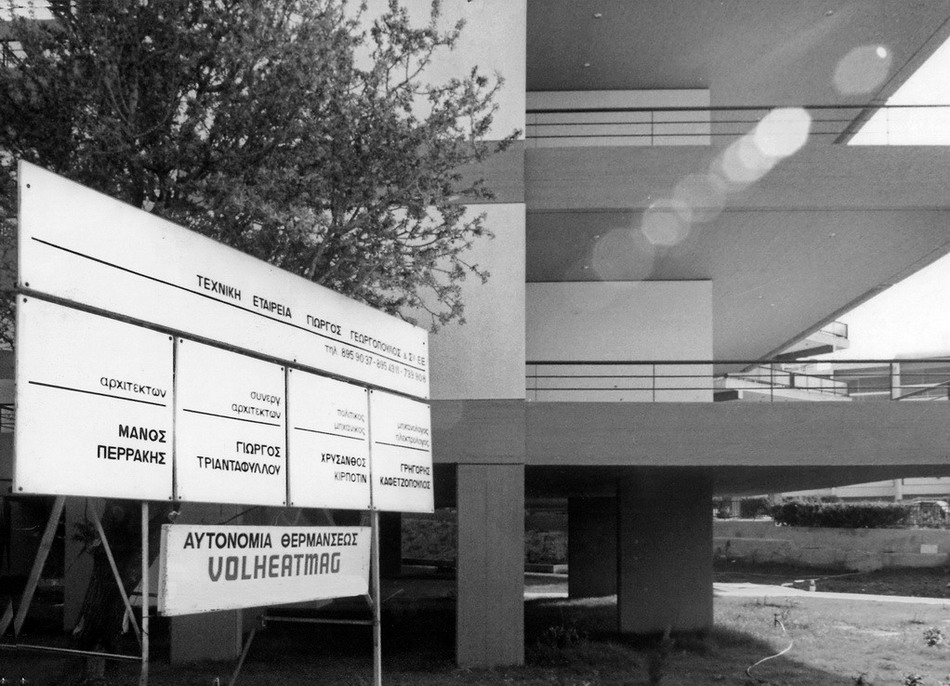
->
[4,590,950,685]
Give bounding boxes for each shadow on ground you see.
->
[1,587,872,686]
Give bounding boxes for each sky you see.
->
[827,36,950,360]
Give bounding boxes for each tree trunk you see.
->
[73,499,170,655]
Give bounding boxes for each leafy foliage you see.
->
[770,499,911,528]
[0,0,513,656]
[0,0,516,348]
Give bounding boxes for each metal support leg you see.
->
[372,509,382,686]
[12,496,65,636]
[227,623,260,686]
[90,507,142,646]
[140,501,149,686]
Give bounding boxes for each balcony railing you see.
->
[525,104,950,147]
[817,321,848,340]
[525,359,950,403]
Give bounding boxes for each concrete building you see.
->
[6,0,950,672]
[412,0,950,668]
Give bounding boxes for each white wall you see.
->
[351,3,528,401]
[525,281,713,401]
[362,0,526,141]
[430,203,526,401]
[526,281,712,360]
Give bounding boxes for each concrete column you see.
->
[456,463,524,667]
[618,470,713,635]
[379,511,402,578]
[567,497,617,598]
[170,503,247,663]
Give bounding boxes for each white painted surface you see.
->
[18,162,429,398]
[14,299,174,499]
[174,341,286,506]
[429,203,527,401]
[370,390,434,513]
[287,371,370,509]
[526,281,713,360]
[363,0,526,141]
[158,524,370,616]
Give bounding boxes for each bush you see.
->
[770,500,911,528]
[525,530,568,564]
[739,497,771,519]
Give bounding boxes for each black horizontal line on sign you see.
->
[182,407,281,427]
[27,380,167,407]
[373,440,430,453]
[30,236,426,373]
[292,426,366,441]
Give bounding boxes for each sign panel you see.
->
[158,524,370,616]
[18,162,429,399]
[287,371,370,509]
[369,391,434,513]
[175,341,286,506]
[14,298,174,500]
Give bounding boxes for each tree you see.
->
[0,0,513,665]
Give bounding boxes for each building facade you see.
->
[415,0,950,667]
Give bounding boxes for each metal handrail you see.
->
[525,103,950,144]
[525,358,950,402]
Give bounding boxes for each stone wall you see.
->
[714,520,950,572]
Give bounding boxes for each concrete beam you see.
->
[526,401,950,468]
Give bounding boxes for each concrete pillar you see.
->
[456,463,524,667]
[379,511,402,578]
[618,470,713,635]
[567,497,616,598]
[169,503,247,663]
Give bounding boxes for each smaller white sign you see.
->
[158,524,371,616]
[174,341,286,506]
[14,298,174,500]
[369,391,434,513]
[287,370,370,509]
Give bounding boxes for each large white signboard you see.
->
[369,391,434,513]
[18,162,429,399]
[14,298,174,500]
[175,341,286,506]
[158,524,371,616]
[287,371,370,509]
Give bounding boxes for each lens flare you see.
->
[590,229,656,280]
[834,45,893,95]
[753,107,812,159]
[641,200,690,246]
[672,173,727,224]
[718,136,775,187]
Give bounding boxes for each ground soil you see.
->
[713,558,950,598]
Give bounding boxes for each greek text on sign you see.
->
[158,524,371,616]
[18,162,429,399]
[287,370,371,509]
[14,298,174,500]
[369,391,434,513]
[174,341,287,506]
